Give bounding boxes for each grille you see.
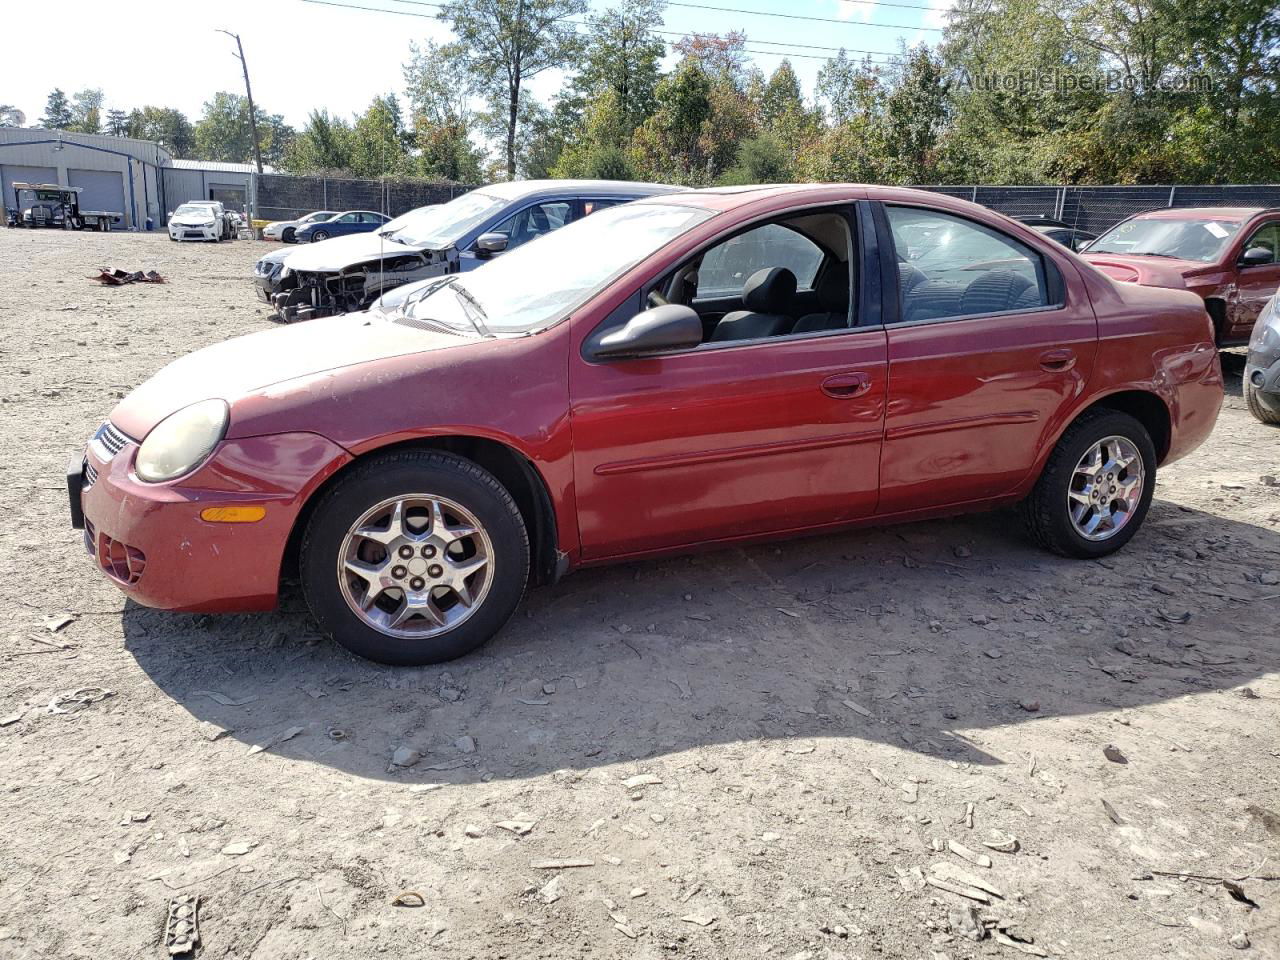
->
[83,460,98,488]
[98,422,131,456]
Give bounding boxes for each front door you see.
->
[1233,220,1280,342]
[876,203,1098,514]
[569,206,887,560]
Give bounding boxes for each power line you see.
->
[301,0,915,62]
[376,0,942,31]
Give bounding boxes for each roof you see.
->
[1133,206,1276,221]
[168,158,264,174]
[474,179,681,201]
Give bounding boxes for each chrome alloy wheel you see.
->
[1067,435,1144,542]
[337,495,494,639]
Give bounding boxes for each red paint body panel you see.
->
[1082,207,1280,345]
[77,184,1225,613]
[81,433,350,610]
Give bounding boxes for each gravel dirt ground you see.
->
[0,228,1277,960]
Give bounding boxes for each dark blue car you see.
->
[295,210,390,243]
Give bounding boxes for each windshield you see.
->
[1089,216,1244,262]
[175,204,211,218]
[403,202,715,336]
[386,192,507,246]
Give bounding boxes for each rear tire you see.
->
[1245,380,1280,425]
[300,450,530,665]
[282,227,295,243]
[1021,409,1156,558]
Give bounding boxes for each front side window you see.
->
[887,206,1050,324]
[336,213,359,223]
[489,201,573,252]
[1089,215,1244,262]
[1242,223,1280,264]
[696,222,825,298]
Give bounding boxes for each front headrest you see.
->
[742,267,797,313]
[816,263,849,311]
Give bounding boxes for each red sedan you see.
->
[69,185,1223,665]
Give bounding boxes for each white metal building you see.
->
[0,127,257,230]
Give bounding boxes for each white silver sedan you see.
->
[263,210,338,243]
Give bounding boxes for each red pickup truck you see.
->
[1083,206,1280,347]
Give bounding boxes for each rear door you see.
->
[875,201,1098,514]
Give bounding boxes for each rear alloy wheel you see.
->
[311,230,329,242]
[1021,410,1156,558]
[282,227,295,243]
[1245,380,1280,425]
[301,450,529,665]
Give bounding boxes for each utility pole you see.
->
[217,29,264,174]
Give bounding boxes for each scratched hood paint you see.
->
[110,312,469,440]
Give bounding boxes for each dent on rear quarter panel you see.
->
[1073,267,1221,464]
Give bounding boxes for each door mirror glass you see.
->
[592,304,703,359]
[1240,245,1275,266]
[476,232,509,256]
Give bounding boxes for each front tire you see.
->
[311,230,329,242]
[1245,380,1280,425]
[1021,409,1156,558]
[282,227,295,243]
[300,450,530,665]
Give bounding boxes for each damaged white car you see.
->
[251,180,679,322]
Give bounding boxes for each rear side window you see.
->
[886,206,1053,324]
[697,223,824,298]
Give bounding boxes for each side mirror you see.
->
[475,232,509,256]
[166,211,173,218]
[592,304,703,360]
[1240,246,1274,267]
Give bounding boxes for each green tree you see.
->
[347,95,411,178]
[69,89,104,134]
[0,105,22,127]
[439,0,588,179]
[551,88,636,178]
[282,109,353,173]
[574,0,666,132]
[194,92,289,166]
[403,40,486,181]
[631,59,714,182]
[105,108,129,136]
[126,107,195,157]
[880,46,949,182]
[720,132,790,184]
[40,88,73,129]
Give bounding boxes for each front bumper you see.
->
[170,224,218,241]
[1245,352,1280,398]
[70,430,351,612]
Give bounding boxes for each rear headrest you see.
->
[959,270,1034,316]
[816,263,849,311]
[742,267,797,313]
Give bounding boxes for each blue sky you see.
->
[4,0,951,131]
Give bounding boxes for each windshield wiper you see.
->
[450,279,492,338]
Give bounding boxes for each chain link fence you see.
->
[254,174,477,223]
[915,184,1280,233]
[253,175,1280,234]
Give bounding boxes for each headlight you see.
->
[203,220,216,228]
[135,399,229,483]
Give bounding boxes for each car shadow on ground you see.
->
[122,498,1280,785]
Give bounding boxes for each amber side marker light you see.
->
[200,506,266,523]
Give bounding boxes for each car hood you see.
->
[109,312,472,440]
[172,214,215,226]
[283,231,430,272]
[1080,252,1202,287]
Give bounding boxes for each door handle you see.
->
[1039,349,1077,372]
[821,371,872,398]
